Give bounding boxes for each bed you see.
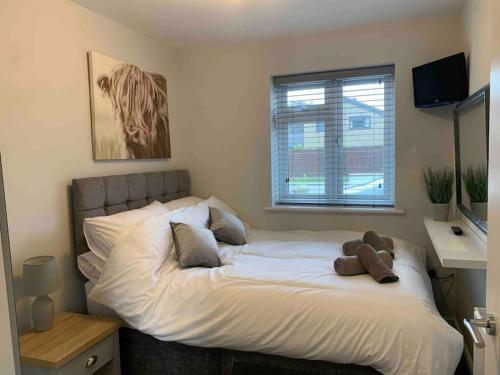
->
[71,170,463,375]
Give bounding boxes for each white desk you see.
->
[423,217,487,269]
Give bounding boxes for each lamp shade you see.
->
[23,256,60,297]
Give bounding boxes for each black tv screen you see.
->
[412,53,468,108]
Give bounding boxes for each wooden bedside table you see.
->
[20,312,121,375]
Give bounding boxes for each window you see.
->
[349,115,371,129]
[271,65,395,206]
[287,87,325,107]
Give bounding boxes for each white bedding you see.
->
[89,219,462,375]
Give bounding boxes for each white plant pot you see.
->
[471,202,488,221]
[431,203,450,222]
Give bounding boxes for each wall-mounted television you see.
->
[412,52,468,108]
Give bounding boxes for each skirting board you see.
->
[444,315,473,374]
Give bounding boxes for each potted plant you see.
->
[462,165,488,221]
[423,167,455,221]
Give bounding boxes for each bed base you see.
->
[119,327,381,375]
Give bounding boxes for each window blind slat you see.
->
[271,66,396,207]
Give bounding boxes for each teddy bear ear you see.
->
[96,74,110,95]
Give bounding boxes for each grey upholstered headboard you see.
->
[71,170,190,257]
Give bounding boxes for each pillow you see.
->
[170,222,221,268]
[168,202,210,228]
[209,207,247,245]
[88,213,177,316]
[205,196,237,216]
[205,196,252,230]
[77,251,105,284]
[163,196,203,211]
[83,201,168,260]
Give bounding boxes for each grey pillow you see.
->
[170,222,221,268]
[209,207,247,245]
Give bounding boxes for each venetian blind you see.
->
[271,65,395,206]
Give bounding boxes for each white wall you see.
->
[0,0,188,324]
[175,15,464,263]
[462,0,493,92]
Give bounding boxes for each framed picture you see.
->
[88,51,171,160]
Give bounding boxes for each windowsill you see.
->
[265,205,405,215]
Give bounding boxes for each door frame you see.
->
[0,154,21,374]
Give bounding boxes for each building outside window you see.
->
[349,115,372,129]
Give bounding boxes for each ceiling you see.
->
[71,0,464,46]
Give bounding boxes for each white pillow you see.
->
[89,212,178,318]
[168,202,210,228]
[205,196,237,216]
[83,201,168,261]
[163,196,202,211]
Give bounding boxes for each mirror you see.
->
[454,85,489,234]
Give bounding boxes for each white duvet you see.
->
[89,215,463,375]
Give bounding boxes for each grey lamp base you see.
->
[32,295,54,331]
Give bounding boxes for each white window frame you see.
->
[271,65,395,207]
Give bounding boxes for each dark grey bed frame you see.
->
[71,170,380,375]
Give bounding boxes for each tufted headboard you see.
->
[71,170,190,257]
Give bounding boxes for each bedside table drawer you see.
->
[58,334,115,375]
[21,313,121,375]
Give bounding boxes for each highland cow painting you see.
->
[88,51,171,160]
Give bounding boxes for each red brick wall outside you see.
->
[288,149,325,178]
[289,146,384,178]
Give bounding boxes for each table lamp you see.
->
[23,256,60,331]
